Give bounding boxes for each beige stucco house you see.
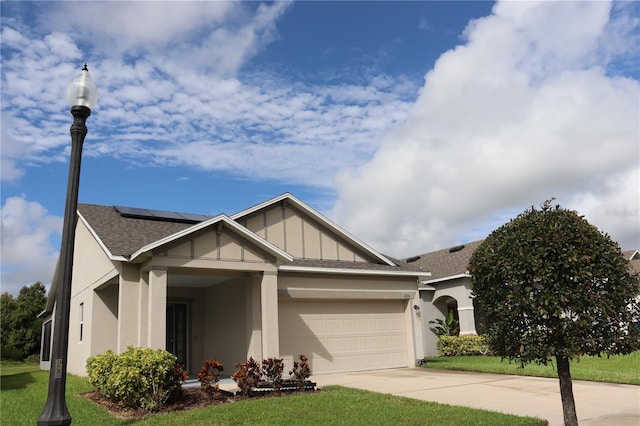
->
[403,241,482,357]
[40,193,432,376]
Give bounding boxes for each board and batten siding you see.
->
[240,203,370,262]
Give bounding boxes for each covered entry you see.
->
[279,299,408,374]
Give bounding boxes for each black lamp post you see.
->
[38,64,98,426]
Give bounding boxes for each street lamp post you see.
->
[38,64,98,426]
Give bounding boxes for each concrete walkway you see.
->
[312,368,640,426]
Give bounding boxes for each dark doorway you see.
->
[166,302,189,370]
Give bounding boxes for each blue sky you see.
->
[1,1,639,296]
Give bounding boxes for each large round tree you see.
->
[468,201,639,426]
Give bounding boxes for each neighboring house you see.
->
[40,193,431,376]
[623,249,640,275]
[409,244,640,357]
[402,241,483,357]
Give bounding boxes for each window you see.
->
[42,320,52,362]
[79,302,84,342]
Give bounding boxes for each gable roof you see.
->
[404,240,484,284]
[78,203,292,262]
[78,204,193,258]
[232,193,397,267]
[77,194,410,272]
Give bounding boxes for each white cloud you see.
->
[2,1,413,188]
[0,196,62,295]
[332,0,639,257]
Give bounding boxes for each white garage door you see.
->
[279,300,408,374]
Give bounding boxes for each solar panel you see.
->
[178,212,213,222]
[114,205,213,224]
[114,206,151,218]
[146,209,184,221]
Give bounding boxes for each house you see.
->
[623,249,640,275]
[40,193,431,376]
[409,243,640,357]
[402,241,483,357]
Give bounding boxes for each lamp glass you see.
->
[66,66,98,109]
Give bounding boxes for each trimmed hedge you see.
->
[86,346,183,411]
[436,335,491,356]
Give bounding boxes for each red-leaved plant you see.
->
[261,357,284,390]
[289,355,311,391]
[197,359,224,396]
[232,357,261,397]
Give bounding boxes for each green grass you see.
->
[1,362,546,425]
[424,352,640,385]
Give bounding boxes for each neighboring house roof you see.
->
[410,243,639,286]
[623,249,640,275]
[404,240,484,285]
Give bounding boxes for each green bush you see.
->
[86,346,182,411]
[436,335,491,356]
[0,345,24,361]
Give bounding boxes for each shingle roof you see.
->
[285,258,426,274]
[623,250,640,275]
[78,204,193,257]
[403,240,484,282]
[77,203,425,275]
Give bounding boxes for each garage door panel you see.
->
[279,300,408,374]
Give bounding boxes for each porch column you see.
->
[147,267,167,349]
[260,271,279,359]
[117,263,140,352]
[246,274,263,360]
[458,285,477,336]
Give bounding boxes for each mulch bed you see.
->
[80,385,318,420]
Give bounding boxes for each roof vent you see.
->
[406,255,421,263]
[449,245,465,253]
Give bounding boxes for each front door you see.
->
[166,302,189,370]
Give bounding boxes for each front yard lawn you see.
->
[424,351,640,385]
[1,363,546,425]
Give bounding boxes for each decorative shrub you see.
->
[169,363,189,400]
[436,335,491,356]
[261,357,284,390]
[232,357,261,396]
[289,355,311,391]
[86,346,183,411]
[198,359,224,396]
[429,311,460,336]
[86,349,118,394]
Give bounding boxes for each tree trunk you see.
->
[556,355,578,426]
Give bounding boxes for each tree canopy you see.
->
[1,282,47,360]
[468,201,639,425]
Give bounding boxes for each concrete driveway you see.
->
[312,368,640,426]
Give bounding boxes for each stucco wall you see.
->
[200,278,250,372]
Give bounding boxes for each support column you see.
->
[148,267,167,349]
[260,271,279,359]
[117,264,140,352]
[246,274,263,360]
[138,272,149,347]
[458,306,477,335]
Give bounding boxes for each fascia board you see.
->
[628,250,640,261]
[279,264,430,278]
[130,215,293,262]
[230,193,291,219]
[419,273,471,285]
[232,193,397,267]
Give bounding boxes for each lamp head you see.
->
[66,64,98,109]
